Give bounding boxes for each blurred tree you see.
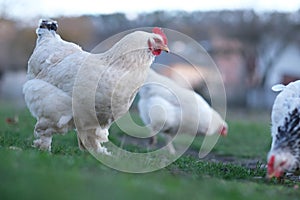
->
[0,9,300,83]
[57,16,98,50]
[257,17,300,87]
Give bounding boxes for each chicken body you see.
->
[23,19,169,154]
[138,69,228,154]
[268,80,300,178]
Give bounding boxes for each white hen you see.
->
[267,80,300,178]
[138,69,228,154]
[23,19,169,154]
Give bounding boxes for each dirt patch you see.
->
[115,134,266,170]
[183,147,266,170]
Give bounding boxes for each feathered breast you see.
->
[274,108,300,154]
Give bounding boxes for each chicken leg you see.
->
[77,127,111,155]
[33,118,54,151]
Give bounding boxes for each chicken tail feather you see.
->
[272,84,286,92]
[39,19,58,31]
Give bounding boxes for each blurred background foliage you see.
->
[1,10,300,107]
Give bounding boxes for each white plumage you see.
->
[23,19,169,154]
[27,20,82,80]
[270,81,300,147]
[23,79,73,151]
[268,80,300,178]
[138,69,228,154]
[271,81,300,126]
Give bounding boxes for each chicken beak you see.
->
[161,45,170,53]
[267,172,275,179]
[267,169,282,179]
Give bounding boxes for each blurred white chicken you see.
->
[23,19,169,154]
[267,80,300,178]
[138,69,228,154]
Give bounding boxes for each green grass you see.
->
[200,121,271,158]
[1,105,300,200]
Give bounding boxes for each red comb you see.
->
[220,126,227,136]
[152,27,168,45]
[267,155,275,174]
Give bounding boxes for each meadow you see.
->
[1,105,300,200]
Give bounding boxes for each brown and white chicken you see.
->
[23,19,169,154]
[267,80,300,178]
[138,69,228,154]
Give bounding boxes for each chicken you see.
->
[267,80,300,178]
[137,69,228,154]
[23,19,169,154]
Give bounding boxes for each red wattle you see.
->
[152,49,162,56]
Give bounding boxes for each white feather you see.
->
[138,95,179,133]
[27,25,82,80]
[23,79,73,127]
[271,84,286,92]
[271,80,300,146]
[138,69,228,153]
